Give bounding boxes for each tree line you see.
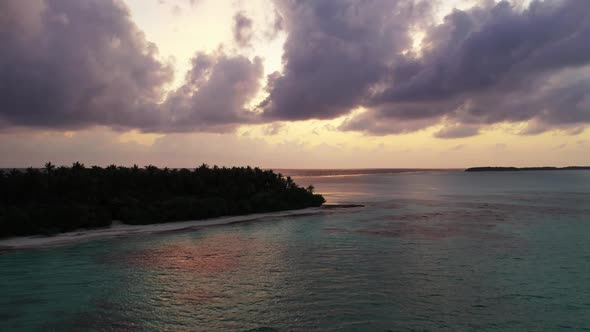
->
[0,162,325,237]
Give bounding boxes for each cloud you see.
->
[171,4,182,16]
[264,9,284,40]
[434,123,480,139]
[271,10,283,36]
[340,111,435,136]
[159,51,263,132]
[0,0,173,130]
[350,0,590,135]
[450,144,465,151]
[261,0,590,136]
[518,119,587,136]
[258,0,433,121]
[263,122,284,135]
[0,0,262,133]
[233,11,253,48]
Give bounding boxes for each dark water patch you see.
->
[323,209,515,240]
[492,293,554,302]
[94,298,125,311]
[322,227,352,236]
[359,209,513,232]
[370,200,407,209]
[449,192,590,205]
[243,327,279,332]
[380,198,448,208]
[5,296,46,306]
[0,312,21,321]
[55,310,144,332]
[446,193,590,215]
[322,204,365,209]
[355,225,508,241]
[455,201,590,220]
[226,212,322,227]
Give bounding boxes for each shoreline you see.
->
[0,207,328,251]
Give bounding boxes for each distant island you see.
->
[465,166,590,172]
[0,163,325,237]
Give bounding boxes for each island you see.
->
[465,166,590,172]
[0,163,325,237]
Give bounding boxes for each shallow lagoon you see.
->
[2,170,590,331]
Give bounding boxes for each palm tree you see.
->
[286,176,294,189]
[44,162,55,174]
[145,165,158,174]
[72,162,85,171]
[44,162,55,192]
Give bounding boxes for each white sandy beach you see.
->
[0,207,324,250]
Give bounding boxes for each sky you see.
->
[1,0,589,168]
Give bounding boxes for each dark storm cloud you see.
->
[259,0,433,121]
[0,0,173,130]
[265,0,590,135]
[339,107,440,136]
[0,0,263,133]
[233,11,254,48]
[354,0,590,135]
[375,0,590,103]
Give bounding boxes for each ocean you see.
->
[1,169,590,331]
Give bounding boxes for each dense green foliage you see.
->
[0,163,325,237]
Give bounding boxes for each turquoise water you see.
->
[2,170,590,331]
